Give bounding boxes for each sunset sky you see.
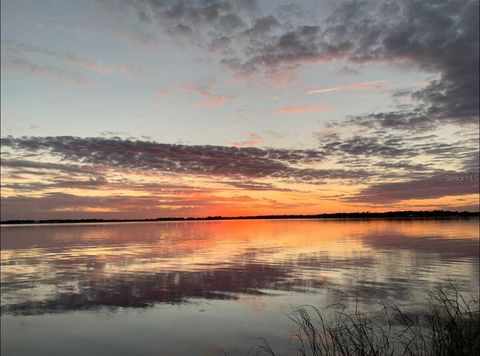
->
[1,0,479,220]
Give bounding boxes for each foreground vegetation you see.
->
[255,285,479,356]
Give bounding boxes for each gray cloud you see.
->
[3,135,478,205]
[223,180,291,191]
[101,0,479,129]
[345,171,479,204]
[1,136,376,183]
[1,56,90,86]
[321,132,478,160]
[320,0,479,128]
[1,39,139,76]
[315,129,480,204]
[0,159,98,175]
[0,191,307,220]
[0,193,162,220]
[338,65,359,76]
[322,134,415,158]
[318,129,479,179]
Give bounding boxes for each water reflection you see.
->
[1,219,479,316]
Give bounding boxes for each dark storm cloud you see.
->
[1,136,373,182]
[102,0,479,129]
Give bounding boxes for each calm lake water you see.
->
[1,219,479,355]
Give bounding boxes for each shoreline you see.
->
[1,210,479,226]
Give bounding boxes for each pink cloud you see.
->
[199,95,232,107]
[75,61,115,74]
[118,64,143,77]
[4,41,142,77]
[272,104,330,114]
[308,80,388,94]
[227,133,263,147]
[155,89,170,97]
[185,78,235,107]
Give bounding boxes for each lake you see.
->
[1,219,479,355]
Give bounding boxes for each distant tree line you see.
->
[1,210,478,225]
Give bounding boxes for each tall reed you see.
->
[255,284,479,356]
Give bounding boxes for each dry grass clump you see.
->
[255,284,479,356]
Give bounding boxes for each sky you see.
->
[1,0,479,220]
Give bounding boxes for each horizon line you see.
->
[1,210,479,225]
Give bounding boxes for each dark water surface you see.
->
[1,219,479,355]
